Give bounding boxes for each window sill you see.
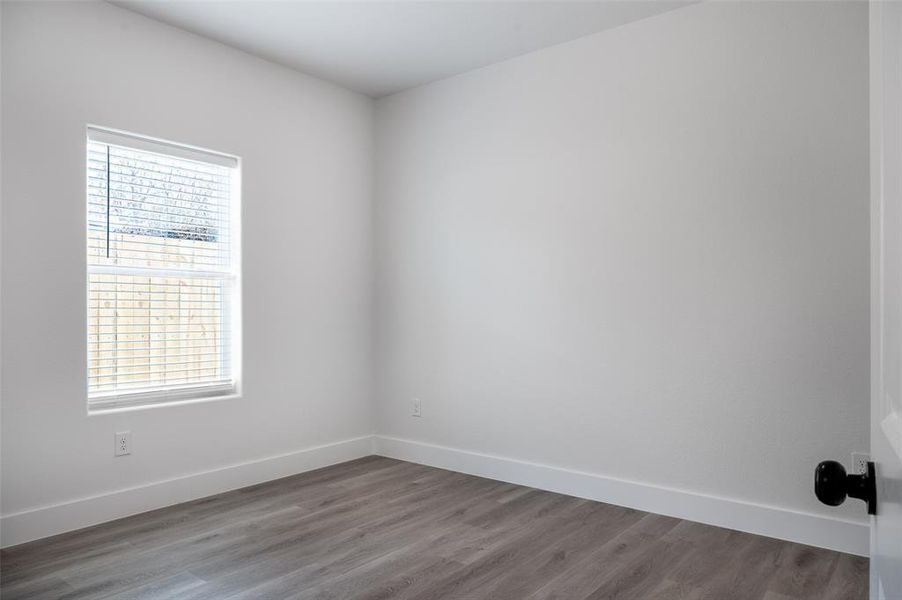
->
[87,383,239,415]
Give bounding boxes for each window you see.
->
[86,127,240,411]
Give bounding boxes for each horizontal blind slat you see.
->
[90,378,233,392]
[88,194,231,217]
[89,160,232,186]
[87,169,231,194]
[88,176,231,202]
[88,238,225,256]
[90,351,226,361]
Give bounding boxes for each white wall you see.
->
[1,1,374,543]
[0,0,873,554]
[375,0,870,532]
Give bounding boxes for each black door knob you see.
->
[814,460,876,515]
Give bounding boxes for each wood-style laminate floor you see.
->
[0,456,868,600]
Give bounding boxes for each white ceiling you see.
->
[113,1,692,97]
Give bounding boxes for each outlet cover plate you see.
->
[115,431,131,456]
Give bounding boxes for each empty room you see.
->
[1,0,900,598]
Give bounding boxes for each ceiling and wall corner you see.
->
[111,0,694,97]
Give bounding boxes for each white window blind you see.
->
[86,127,240,410]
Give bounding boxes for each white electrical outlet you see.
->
[115,431,131,456]
[851,452,870,475]
[412,398,422,417]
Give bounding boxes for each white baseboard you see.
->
[0,435,375,548]
[2,434,868,557]
[373,435,869,557]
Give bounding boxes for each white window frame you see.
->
[85,126,242,413]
